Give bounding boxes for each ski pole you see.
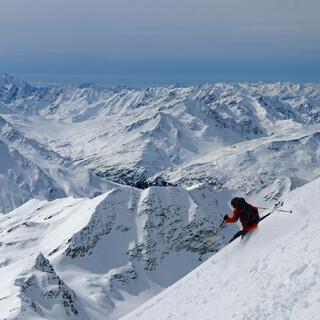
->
[215,219,225,233]
[256,206,292,214]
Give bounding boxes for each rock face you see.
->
[64,186,233,271]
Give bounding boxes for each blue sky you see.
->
[0,0,319,85]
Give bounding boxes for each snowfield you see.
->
[122,178,320,320]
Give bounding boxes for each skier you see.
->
[224,197,260,243]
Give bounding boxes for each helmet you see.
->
[231,197,244,209]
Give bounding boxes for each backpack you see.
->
[238,198,260,228]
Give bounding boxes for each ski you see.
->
[258,201,292,222]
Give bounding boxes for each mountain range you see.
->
[0,73,319,319]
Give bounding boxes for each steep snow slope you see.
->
[1,74,320,201]
[0,184,237,319]
[122,178,320,320]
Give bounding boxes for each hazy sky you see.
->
[0,0,319,85]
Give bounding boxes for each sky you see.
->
[0,0,319,85]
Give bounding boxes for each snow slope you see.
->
[122,177,320,320]
[0,184,237,319]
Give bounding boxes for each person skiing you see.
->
[224,197,260,243]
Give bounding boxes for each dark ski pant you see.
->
[229,230,248,243]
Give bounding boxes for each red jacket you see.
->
[225,206,259,232]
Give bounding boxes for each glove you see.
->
[223,214,228,221]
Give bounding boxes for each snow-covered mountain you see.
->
[1,74,320,204]
[0,184,236,320]
[122,177,320,320]
[0,114,115,213]
[165,126,320,205]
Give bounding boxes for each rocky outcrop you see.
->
[15,253,88,319]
